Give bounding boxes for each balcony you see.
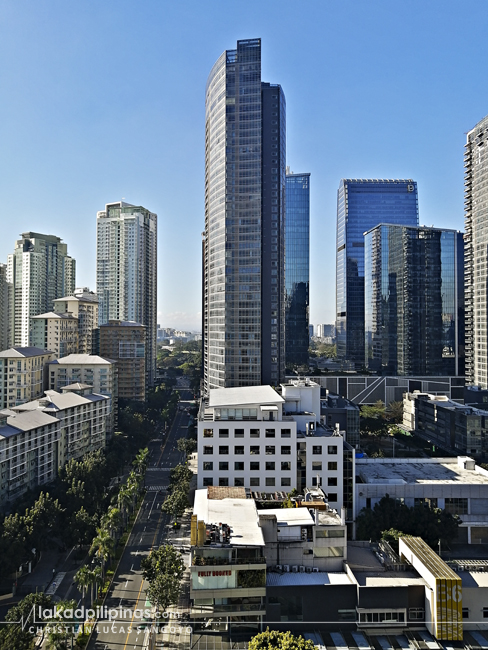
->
[190,603,265,618]
[192,554,265,567]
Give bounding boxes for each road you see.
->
[88,391,194,650]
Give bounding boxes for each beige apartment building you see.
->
[30,312,79,358]
[0,347,54,409]
[53,289,99,354]
[99,321,146,401]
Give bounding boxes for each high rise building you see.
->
[0,264,13,351]
[465,114,488,389]
[285,169,310,366]
[96,202,157,387]
[364,224,464,376]
[99,320,146,401]
[53,288,99,354]
[7,232,75,347]
[336,179,419,366]
[203,38,286,393]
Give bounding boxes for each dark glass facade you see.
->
[336,179,419,366]
[364,224,465,376]
[285,171,310,366]
[203,39,286,392]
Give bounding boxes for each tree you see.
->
[386,400,404,423]
[89,527,114,580]
[45,599,77,650]
[249,629,315,650]
[71,506,97,548]
[169,463,192,488]
[101,507,122,541]
[74,565,92,604]
[141,545,184,612]
[177,438,196,457]
[0,592,55,650]
[162,488,189,518]
[133,448,149,475]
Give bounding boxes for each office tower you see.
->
[285,169,310,366]
[309,324,314,338]
[96,202,157,387]
[7,232,75,347]
[53,289,99,354]
[99,320,146,401]
[465,114,488,389]
[336,179,419,366]
[364,224,464,375]
[203,38,286,393]
[0,264,13,351]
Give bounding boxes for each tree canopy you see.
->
[249,629,315,650]
[141,544,184,612]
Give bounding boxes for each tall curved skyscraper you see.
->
[203,39,286,393]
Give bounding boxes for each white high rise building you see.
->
[0,264,13,351]
[96,202,157,387]
[7,232,75,347]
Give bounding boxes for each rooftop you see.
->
[258,508,314,527]
[100,320,145,328]
[32,312,77,320]
[49,354,116,366]
[356,457,488,486]
[193,488,265,547]
[208,385,284,408]
[0,347,53,358]
[266,572,352,587]
[11,390,107,414]
[0,410,59,438]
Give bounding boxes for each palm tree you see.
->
[133,448,149,475]
[89,527,114,581]
[117,488,132,526]
[91,565,102,604]
[101,507,121,542]
[74,566,91,633]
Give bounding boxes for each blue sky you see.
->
[1,0,487,331]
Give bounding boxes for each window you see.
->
[219,429,229,438]
[203,446,213,455]
[462,608,469,620]
[250,429,260,438]
[281,477,291,487]
[234,429,244,438]
[203,462,213,471]
[203,428,213,438]
[219,477,229,487]
[250,461,260,470]
[281,461,291,471]
[444,498,468,515]
[265,429,275,438]
[203,477,213,486]
[483,607,488,619]
[281,429,291,438]
[328,477,337,486]
[328,462,338,471]
[234,462,244,471]
[414,497,438,508]
[281,446,291,455]
[250,477,260,486]
[265,477,275,487]
[315,529,344,538]
[266,462,275,470]
[312,446,322,455]
[327,493,338,502]
[312,462,322,470]
[250,446,260,455]
[219,462,229,471]
[234,446,244,455]
[328,445,337,454]
[234,478,244,487]
[219,446,229,455]
[265,446,275,455]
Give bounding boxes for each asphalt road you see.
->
[87,395,194,650]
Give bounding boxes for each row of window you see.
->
[203,461,338,480]
[203,428,292,438]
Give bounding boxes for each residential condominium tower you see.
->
[96,202,157,387]
[0,264,13,351]
[7,232,75,347]
[285,169,310,367]
[203,38,286,393]
[364,224,465,376]
[336,179,419,366]
[465,114,488,389]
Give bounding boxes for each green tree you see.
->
[177,438,196,457]
[249,629,315,650]
[24,492,64,550]
[71,506,98,548]
[141,545,184,612]
[0,592,55,650]
[45,599,77,650]
[133,448,149,475]
[89,527,114,580]
[386,400,404,423]
[169,463,192,488]
[162,488,189,518]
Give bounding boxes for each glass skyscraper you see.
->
[285,169,310,366]
[465,114,488,388]
[336,179,419,366]
[203,39,286,392]
[364,224,464,376]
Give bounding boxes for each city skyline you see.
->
[0,1,487,330]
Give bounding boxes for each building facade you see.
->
[7,232,75,347]
[53,289,99,354]
[30,312,79,358]
[364,224,464,376]
[465,114,488,389]
[203,38,286,393]
[0,264,13,352]
[96,202,157,387]
[99,320,145,401]
[0,347,54,409]
[285,169,310,367]
[336,180,419,366]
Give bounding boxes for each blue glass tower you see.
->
[285,170,310,366]
[336,179,419,365]
[364,225,464,375]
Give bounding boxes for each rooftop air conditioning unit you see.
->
[291,566,298,573]
[283,565,290,572]
[305,567,312,573]
[276,565,282,572]
[299,566,306,573]
[312,567,319,573]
